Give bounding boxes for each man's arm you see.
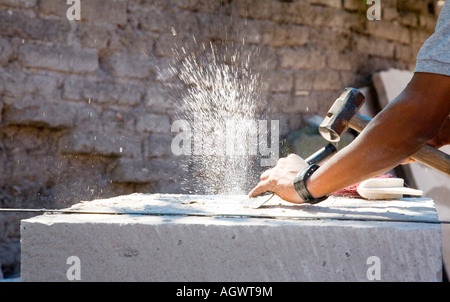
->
[248,72,450,203]
[428,115,450,148]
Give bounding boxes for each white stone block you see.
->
[372,68,413,107]
[20,194,442,282]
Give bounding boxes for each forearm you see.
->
[429,115,450,148]
[306,73,450,198]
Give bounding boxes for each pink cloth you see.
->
[331,174,395,198]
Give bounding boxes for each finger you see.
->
[248,179,272,197]
[400,157,416,165]
[260,168,273,180]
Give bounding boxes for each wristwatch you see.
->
[293,164,328,204]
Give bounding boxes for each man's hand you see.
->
[248,154,308,204]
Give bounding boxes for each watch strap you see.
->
[293,164,328,204]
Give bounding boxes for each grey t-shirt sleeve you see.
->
[415,1,450,77]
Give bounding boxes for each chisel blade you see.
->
[242,192,275,209]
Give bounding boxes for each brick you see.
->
[419,14,438,32]
[399,11,419,27]
[355,35,395,59]
[308,0,341,8]
[343,0,364,11]
[290,91,338,114]
[261,22,309,47]
[246,45,277,71]
[22,74,60,96]
[294,70,341,91]
[279,47,326,70]
[0,72,59,104]
[196,13,225,39]
[82,0,127,25]
[294,71,315,91]
[59,131,142,158]
[383,7,399,21]
[269,1,304,24]
[339,71,362,88]
[269,92,294,114]
[229,18,262,45]
[294,5,329,26]
[309,27,350,51]
[266,70,293,93]
[0,11,70,42]
[286,25,310,47]
[73,104,101,125]
[327,50,356,71]
[39,0,127,25]
[99,110,137,137]
[302,6,358,29]
[396,0,429,14]
[26,18,70,43]
[411,29,432,44]
[394,44,414,63]
[107,158,184,183]
[136,113,171,134]
[103,53,155,79]
[144,133,173,158]
[110,31,156,56]
[170,9,202,38]
[3,97,77,129]
[0,38,13,66]
[358,56,408,75]
[38,0,63,16]
[75,23,111,49]
[0,0,36,8]
[366,21,411,44]
[131,6,172,34]
[173,0,220,13]
[144,84,174,111]
[293,93,319,114]
[63,76,143,106]
[19,44,98,74]
[154,33,178,58]
[232,0,276,21]
[171,0,203,11]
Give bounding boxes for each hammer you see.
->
[319,87,450,175]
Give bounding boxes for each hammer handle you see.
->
[410,144,450,175]
[349,114,450,175]
[348,113,371,133]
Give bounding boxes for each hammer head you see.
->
[319,88,365,142]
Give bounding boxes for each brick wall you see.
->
[0,0,439,276]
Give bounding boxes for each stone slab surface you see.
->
[20,194,442,282]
